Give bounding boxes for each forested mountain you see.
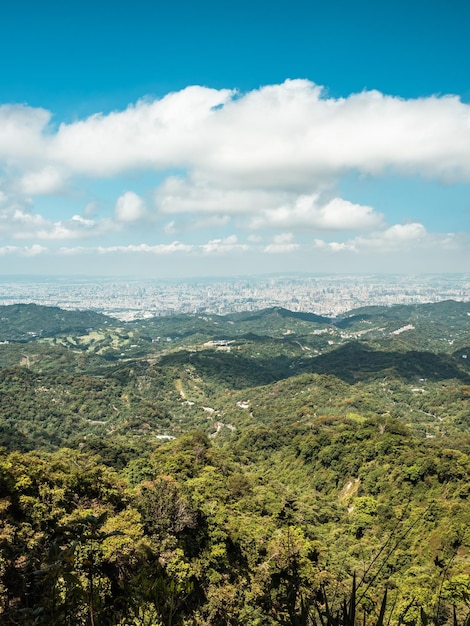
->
[0,301,468,625]
[0,303,114,342]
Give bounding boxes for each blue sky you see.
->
[0,0,469,276]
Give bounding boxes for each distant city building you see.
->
[0,274,469,320]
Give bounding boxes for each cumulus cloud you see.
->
[19,166,66,195]
[154,178,382,232]
[0,198,114,241]
[114,191,147,223]
[313,239,358,253]
[53,86,233,176]
[201,235,248,254]
[3,80,470,186]
[1,80,470,265]
[0,204,47,237]
[0,104,52,164]
[264,233,300,253]
[355,222,427,250]
[51,82,470,183]
[313,222,430,254]
[23,244,48,256]
[155,177,281,214]
[34,214,107,240]
[250,193,382,231]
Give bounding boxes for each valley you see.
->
[0,301,468,624]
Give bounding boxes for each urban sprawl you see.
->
[0,274,468,321]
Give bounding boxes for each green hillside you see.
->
[0,303,114,342]
[0,302,468,625]
[334,301,470,352]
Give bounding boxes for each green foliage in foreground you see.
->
[0,423,468,625]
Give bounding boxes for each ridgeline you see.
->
[0,302,468,625]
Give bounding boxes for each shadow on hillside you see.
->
[300,342,470,384]
[157,349,292,389]
[157,342,470,389]
[333,301,470,330]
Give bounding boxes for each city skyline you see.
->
[1,273,469,320]
[1,0,470,277]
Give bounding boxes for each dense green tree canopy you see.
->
[0,302,468,624]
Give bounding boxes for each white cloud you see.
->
[0,199,115,241]
[264,233,300,253]
[3,81,470,186]
[155,177,280,214]
[19,166,66,195]
[353,222,427,251]
[250,193,382,231]
[1,81,470,265]
[0,104,52,164]
[35,216,99,240]
[313,239,358,252]
[436,232,467,250]
[0,244,47,256]
[58,246,89,255]
[53,86,233,176]
[0,245,18,256]
[155,179,382,232]
[114,191,147,223]
[23,244,48,256]
[201,235,248,254]
[0,204,47,237]
[97,242,193,254]
[314,222,429,254]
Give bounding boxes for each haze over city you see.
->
[1,0,469,278]
[1,274,469,320]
